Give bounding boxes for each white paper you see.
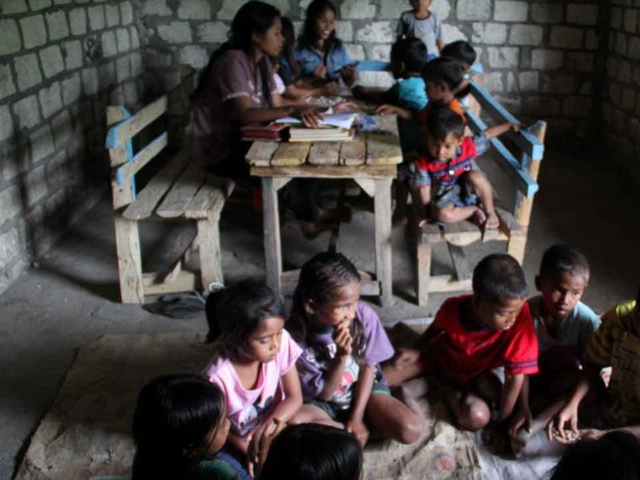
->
[274,113,357,129]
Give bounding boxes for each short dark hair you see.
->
[550,431,640,480]
[260,424,363,480]
[539,244,590,281]
[441,41,477,67]
[473,254,528,303]
[205,280,285,358]
[391,37,428,74]
[421,56,464,92]
[425,105,466,141]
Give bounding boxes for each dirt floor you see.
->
[1,146,639,479]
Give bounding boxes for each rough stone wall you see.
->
[0,0,145,294]
[139,0,602,138]
[603,2,640,185]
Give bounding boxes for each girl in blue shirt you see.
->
[294,0,358,87]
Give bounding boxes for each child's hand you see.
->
[314,65,328,78]
[298,107,324,128]
[322,82,339,96]
[375,104,399,116]
[578,428,604,441]
[332,101,359,113]
[247,419,285,475]
[333,321,353,358]
[511,122,522,133]
[345,418,369,446]
[508,406,532,438]
[548,403,579,442]
[341,63,359,86]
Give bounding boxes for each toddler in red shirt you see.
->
[383,254,538,434]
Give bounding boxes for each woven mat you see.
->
[15,330,481,480]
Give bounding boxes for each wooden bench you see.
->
[105,82,234,304]
[415,80,546,307]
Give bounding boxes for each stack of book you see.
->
[241,123,286,141]
[288,126,355,142]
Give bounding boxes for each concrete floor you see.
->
[1,146,639,479]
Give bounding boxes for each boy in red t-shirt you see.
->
[383,254,539,434]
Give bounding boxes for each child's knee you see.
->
[457,396,491,431]
[465,170,489,188]
[398,414,424,444]
[436,206,455,223]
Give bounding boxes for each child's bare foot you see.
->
[470,207,487,226]
[485,210,499,229]
[510,427,533,458]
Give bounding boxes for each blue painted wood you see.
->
[469,82,545,161]
[114,132,169,184]
[466,110,538,199]
[119,106,134,160]
[112,106,136,200]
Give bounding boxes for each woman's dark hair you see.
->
[472,253,528,303]
[288,252,366,362]
[131,374,225,479]
[550,431,640,480]
[280,16,301,79]
[193,1,281,104]
[391,37,428,75]
[205,280,285,359]
[259,423,363,480]
[298,0,342,52]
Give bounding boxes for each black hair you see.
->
[259,423,363,480]
[539,244,590,281]
[421,56,464,92]
[391,37,428,75]
[287,252,366,363]
[298,0,342,52]
[425,104,466,141]
[280,16,301,78]
[550,431,640,480]
[472,254,528,303]
[131,374,226,479]
[441,41,477,68]
[205,280,285,359]
[193,1,280,104]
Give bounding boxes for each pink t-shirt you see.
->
[202,329,302,436]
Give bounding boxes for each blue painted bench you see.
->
[415,79,547,307]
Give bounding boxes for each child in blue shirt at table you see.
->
[396,0,445,60]
[295,0,358,87]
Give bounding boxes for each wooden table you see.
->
[246,115,402,306]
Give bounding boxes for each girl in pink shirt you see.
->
[202,281,303,476]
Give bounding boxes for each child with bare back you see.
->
[397,105,519,228]
[383,254,538,436]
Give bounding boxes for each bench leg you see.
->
[416,242,431,307]
[262,178,283,296]
[114,217,145,303]
[507,234,527,265]
[373,178,393,306]
[198,216,223,292]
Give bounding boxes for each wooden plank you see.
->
[116,132,168,181]
[123,148,190,220]
[262,178,283,295]
[183,182,226,220]
[204,174,235,199]
[340,134,366,166]
[155,163,204,218]
[448,244,472,281]
[354,178,375,197]
[308,142,340,165]
[328,184,346,253]
[198,213,224,292]
[442,221,482,246]
[416,243,431,307]
[273,177,292,192]
[251,164,396,179]
[143,271,198,296]
[466,110,538,198]
[366,116,403,165]
[426,275,472,294]
[420,223,444,244]
[106,95,168,148]
[246,141,279,167]
[469,82,545,161]
[374,178,393,306]
[515,121,547,227]
[162,235,198,284]
[271,142,310,166]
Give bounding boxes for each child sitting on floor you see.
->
[131,374,238,480]
[506,245,601,455]
[549,286,640,443]
[396,105,519,228]
[203,280,303,476]
[396,0,445,60]
[260,423,363,480]
[383,254,539,434]
[287,252,423,446]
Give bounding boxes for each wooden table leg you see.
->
[373,178,393,306]
[261,177,283,296]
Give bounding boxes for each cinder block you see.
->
[217,0,289,20]
[531,49,564,70]
[0,229,20,271]
[610,7,622,30]
[28,0,51,11]
[542,74,576,95]
[368,44,391,61]
[622,87,635,112]
[522,96,561,116]
[585,30,599,51]
[19,16,45,50]
[616,32,627,56]
[472,23,507,45]
[69,7,88,36]
[106,3,120,27]
[142,0,171,16]
[13,95,41,130]
[39,82,63,119]
[518,71,539,91]
[345,44,365,61]
[0,64,17,101]
[157,22,193,44]
[116,28,131,52]
[178,0,211,20]
[46,149,69,190]
[457,0,491,21]
[484,72,504,92]
[197,22,229,43]
[1,141,30,182]
[130,53,143,77]
[566,4,599,26]
[628,36,640,59]
[51,110,72,149]
[340,0,376,19]
[29,124,55,163]
[88,5,105,31]
[494,1,528,22]
[25,164,48,207]
[15,52,45,93]
[336,21,353,42]
[0,186,23,227]
[116,55,131,82]
[102,31,117,57]
[550,26,584,49]
[566,52,596,73]
[46,10,70,41]
[81,67,99,96]
[179,45,209,70]
[356,22,394,43]
[98,62,115,91]
[3,0,28,14]
[563,96,592,117]
[487,46,519,68]
[509,24,543,46]
[61,73,81,105]
[531,4,563,24]
[0,106,15,142]
[63,40,83,70]
[624,9,637,33]
[120,2,134,25]
[130,26,140,49]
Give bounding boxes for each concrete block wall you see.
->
[603,1,640,185]
[0,0,146,294]
[139,0,603,139]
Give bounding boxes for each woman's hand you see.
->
[341,63,359,87]
[298,107,324,128]
[376,104,401,116]
[314,65,328,78]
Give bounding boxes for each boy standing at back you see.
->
[396,0,445,60]
[383,254,539,433]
